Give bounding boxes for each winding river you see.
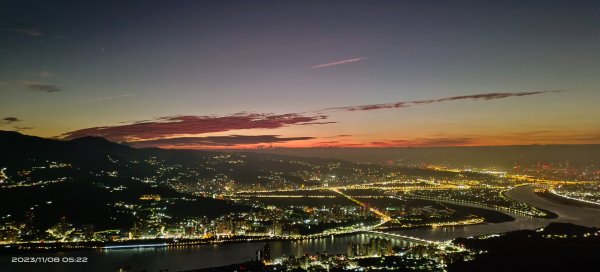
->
[393,185,600,241]
[2,185,599,272]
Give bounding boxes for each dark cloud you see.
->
[3,117,20,123]
[130,135,314,148]
[7,28,42,37]
[256,144,274,149]
[61,113,331,141]
[323,134,352,138]
[1,117,21,126]
[323,90,566,112]
[22,81,63,92]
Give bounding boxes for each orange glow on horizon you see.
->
[144,135,600,150]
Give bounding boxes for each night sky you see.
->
[1,0,599,148]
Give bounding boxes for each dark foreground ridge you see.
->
[449,223,600,272]
[184,261,267,272]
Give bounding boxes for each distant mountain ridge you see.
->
[1,130,142,170]
[236,144,600,168]
[0,131,501,188]
[3,130,599,170]
[0,131,248,231]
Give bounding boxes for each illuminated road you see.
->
[330,188,392,222]
[547,189,600,207]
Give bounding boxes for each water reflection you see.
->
[3,185,599,272]
[393,185,600,241]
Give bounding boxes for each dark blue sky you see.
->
[1,1,599,148]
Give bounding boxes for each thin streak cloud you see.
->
[310,57,366,69]
[13,126,33,132]
[370,137,477,147]
[130,135,315,148]
[21,81,63,93]
[38,71,52,78]
[6,28,43,37]
[74,94,135,104]
[323,90,567,112]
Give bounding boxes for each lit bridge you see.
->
[365,230,434,245]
